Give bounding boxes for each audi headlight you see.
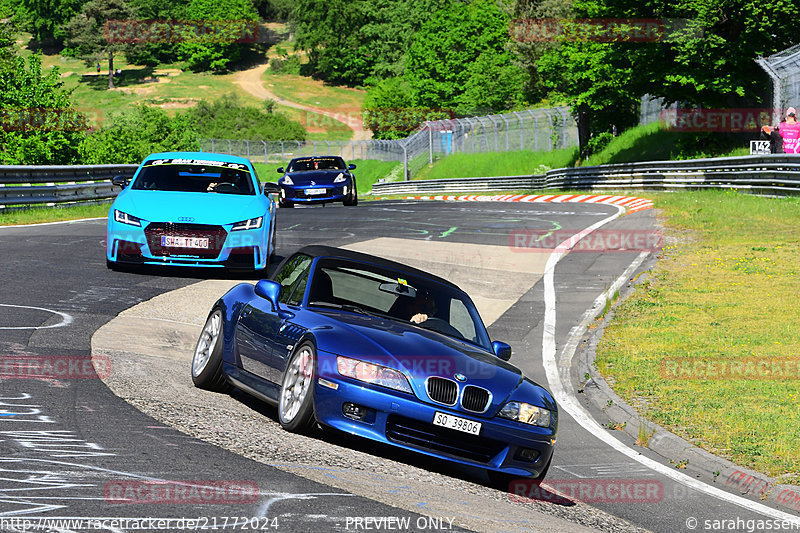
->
[114,210,141,227]
[333,173,347,183]
[281,175,294,185]
[498,401,552,427]
[231,217,263,231]
[337,356,412,394]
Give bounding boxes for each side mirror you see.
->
[112,175,128,188]
[276,167,285,173]
[348,163,356,170]
[262,182,281,194]
[492,341,512,361]
[254,280,281,311]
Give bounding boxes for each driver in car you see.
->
[407,290,437,324]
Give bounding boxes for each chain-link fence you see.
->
[757,45,800,124]
[200,106,577,180]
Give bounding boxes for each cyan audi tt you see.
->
[191,245,558,483]
[106,152,277,271]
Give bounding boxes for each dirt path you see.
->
[232,63,372,141]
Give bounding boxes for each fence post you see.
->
[280,141,284,161]
[245,140,250,158]
[514,111,524,150]
[402,143,409,181]
[211,139,215,153]
[428,123,433,164]
[501,115,511,151]
[262,141,267,163]
[227,139,232,155]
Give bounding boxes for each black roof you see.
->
[293,245,459,290]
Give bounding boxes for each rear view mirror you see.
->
[262,182,281,194]
[348,163,356,170]
[492,341,512,361]
[111,175,128,188]
[276,167,285,173]
[255,280,281,311]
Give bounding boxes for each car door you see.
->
[236,254,312,383]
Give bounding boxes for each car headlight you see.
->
[231,217,263,231]
[498,401,552,427]
[281,176,294,185]
[337,356,412,394]
[333,173,347,183]
[114,209,141,227]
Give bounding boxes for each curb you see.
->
[577,263,800,516]
[376,193,655,214]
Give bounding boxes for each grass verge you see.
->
[413,149,579,180]
[0,203,110,226]
[596,189,800,483]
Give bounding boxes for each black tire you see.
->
[487,455,551,490]
[191,308,230,392]
[106,259,117,271]
[278,341,316,432]
[343,184,358,206]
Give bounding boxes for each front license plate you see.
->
[305,188,327,196]
[161,235,209,249]
[433,411,481,435]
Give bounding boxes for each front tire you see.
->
[343,184,358,206]
[278,341,316,432]
[191,308,230,392]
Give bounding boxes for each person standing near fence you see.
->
[762,107,800,153]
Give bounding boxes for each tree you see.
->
[404,0,525,115]
[292,0,451,86]
[64,0,135,89]
[177,0,258,71]
[0,23,87,164]
[17,0,86,45]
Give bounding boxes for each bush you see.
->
[184,93,306,140]
[79,105,199,164]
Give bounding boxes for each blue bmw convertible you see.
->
[191,245,557,482]
[106,152,278,271]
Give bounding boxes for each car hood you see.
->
[312,310,551,412]
[114,190,265,225]
[284,170,347,186]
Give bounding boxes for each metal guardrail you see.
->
[4,155,800,209]
[371,155,800,196]
[0,164,138,208]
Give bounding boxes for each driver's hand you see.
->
[410,313,428,324]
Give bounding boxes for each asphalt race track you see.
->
[1,200,798,533]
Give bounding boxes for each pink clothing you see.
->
[779,121,800,153]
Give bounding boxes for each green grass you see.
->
[583,122,751,166]
[413,149,579,180]
[596,189,800,483]
[0,203,110,225]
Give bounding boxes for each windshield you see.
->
[287,157,345,172]
[307,258,492,350]
[132,159,256,195]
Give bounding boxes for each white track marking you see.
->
[0,218,105,230]
[0,304,73,330]
[541,205,800,523]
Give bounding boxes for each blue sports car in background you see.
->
[107,152,278,271]
[191,245,557,483]
[276,156,358,208]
